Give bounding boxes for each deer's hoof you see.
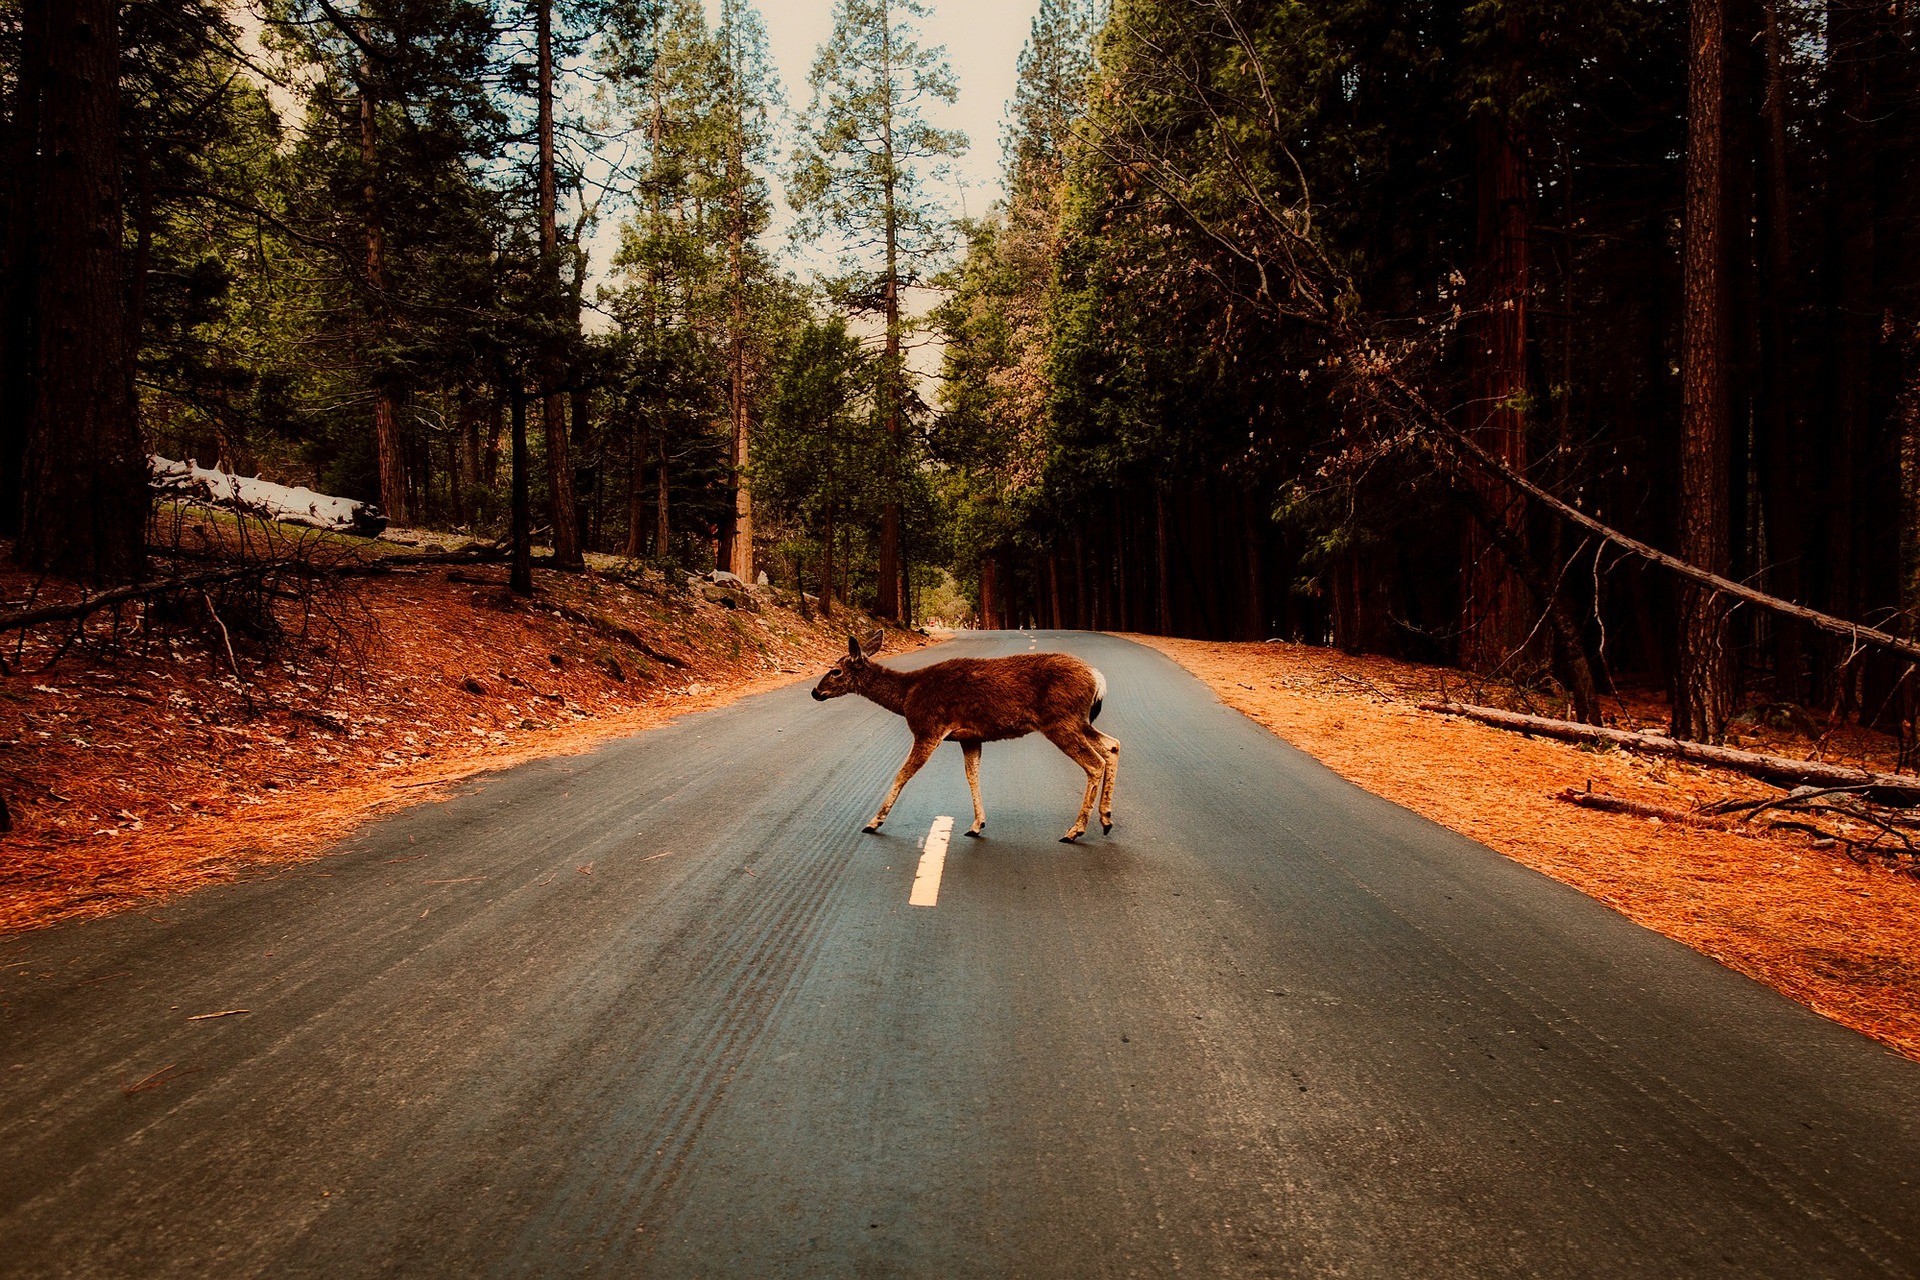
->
[964,827,983,838]
[1060,834,1080,844]
[1101,821,1112,834]
[862,823,880,834]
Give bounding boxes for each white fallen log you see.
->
[150,456,387,536]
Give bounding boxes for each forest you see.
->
[1,0,1917,751]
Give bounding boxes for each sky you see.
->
[749,0,1044,227]
[238,0,1044,337]
[583,0,1048,349]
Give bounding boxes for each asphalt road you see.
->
[4,630,1918,1278]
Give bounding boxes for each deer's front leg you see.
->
[865,734,942,832]
[959,739,986,836]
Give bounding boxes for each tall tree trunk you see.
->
[458,387,481,526]
[510,381,531,596]
[1676,0,1735,742]
[0,0,46,538]
[1048,551,1063,629]
[1241,490,1265,641]
[874,1,903,619]
[1460,35,1533,674]
[624,417,649,559]
[1073,531,1087,628]
[125,142,152,416]
[483,393,503,487]
[820,498,836,619]
[1820,0,1876,679]
[17,0,144,581]
[1758,0,1805,701]
[537,0,582,571]
[655,432,669,561]
[721,24,753,583]
[570,383,593,551]
[1154,486,1172,635]
[359,62,408,527]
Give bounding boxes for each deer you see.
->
[811,631,1120,843]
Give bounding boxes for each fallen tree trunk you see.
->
[1552,787,1732,829]
[1419,700,1920,805]
[151,455,387,537]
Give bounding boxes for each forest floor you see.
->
[1133,635,1920,1063]
[0,526,915,935]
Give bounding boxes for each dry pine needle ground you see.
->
[0,551,912,935]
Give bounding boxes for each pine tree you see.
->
[791,0,967,619]
[1676,0,1734,741]
[713,0,779,581]
[1004,0,1094,199]
[14,0,147,581]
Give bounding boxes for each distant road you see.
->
[3,631,1917,1277]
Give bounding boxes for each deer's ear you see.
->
[847,634,861,657]
[864,628,887,656]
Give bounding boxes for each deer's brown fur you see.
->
[812,632,1120,842]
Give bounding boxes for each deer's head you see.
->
[812,631,886,700]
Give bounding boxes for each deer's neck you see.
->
[855,662,916,717]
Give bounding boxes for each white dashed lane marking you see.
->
[908,816,954,908]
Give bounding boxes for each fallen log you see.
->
[1419,700,1920,806]
[1552,788,1732,829]
[151,455,386,537]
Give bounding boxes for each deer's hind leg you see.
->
[1090,729,1120,833]
[867,734,941,832]
[959,739,987,836]
[1044,725,1108,843]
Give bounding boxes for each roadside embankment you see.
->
[0,543,917,934]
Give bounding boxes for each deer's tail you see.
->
[1089,667,1108,723]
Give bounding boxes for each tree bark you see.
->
[537,0,581,571]
[874,0,903,619]
[510,382,531,596]
[1676,0,1734,742]
[1755,0,1805,702]
[721,18,753,583]
[483,393,503,487]
[0,0,46,538]
[458,387,482,526]
[820,498,836,619]
[1073,531,1087,628]
[1461,55,1533,674]
[358,59,408,527]
[655,432,669,561]
[1154,486,1172,635]
[624,417,649,559]
[16,0,145,581]
[1448,481,1602,724]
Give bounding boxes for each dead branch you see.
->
[1421,700,1920,805]
[0,566,269,633]
[1552,787,1732,829]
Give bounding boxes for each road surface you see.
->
[3,631,1918,1277]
